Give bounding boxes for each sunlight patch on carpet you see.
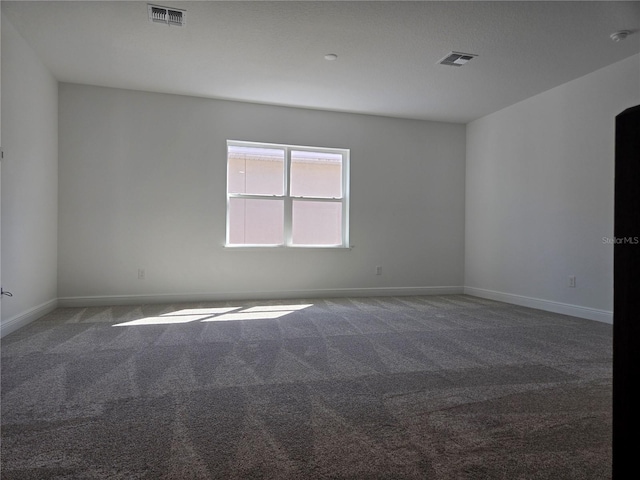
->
[113,304,313,326]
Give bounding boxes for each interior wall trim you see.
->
[464,286,612,324]
[0,298,59,338]
[1,286,612,338]
[57,286,465,308]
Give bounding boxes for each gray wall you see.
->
[465,54,640,322]
[1,15,58,334]
[58,84,466,304]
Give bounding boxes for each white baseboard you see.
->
[0,298,59,338]
[3,287,609,336]
[58,286,465,308]
[464,286,613,324]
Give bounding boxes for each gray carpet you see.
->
[1,295,612,479]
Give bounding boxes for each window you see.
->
[226,140,349,247]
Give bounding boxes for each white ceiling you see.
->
[2,1,639,123]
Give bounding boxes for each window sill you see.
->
[223,245,353,251]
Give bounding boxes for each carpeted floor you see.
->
[1,295,612,479]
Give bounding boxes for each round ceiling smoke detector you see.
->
[610,30,631,42]
[324,54,338,61]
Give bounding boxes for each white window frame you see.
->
[226,140,350,248]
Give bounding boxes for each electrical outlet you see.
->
[375,266,382,275]
[568,275,576,288]
[138,268,145,280]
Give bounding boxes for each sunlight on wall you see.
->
[113,304,313,327]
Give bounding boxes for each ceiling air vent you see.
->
[148,4,186,27]
[438,52,477,67]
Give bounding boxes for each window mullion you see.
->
[283,147,293,246]
[288,196,342,202]
[228,193,283,200]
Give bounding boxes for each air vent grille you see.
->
[439,52,477,67]
[148,4,186,26]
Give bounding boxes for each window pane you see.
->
[228,146,284,195]
[228,198,284,245]
[291,150,342,198]
[292,200,342,245]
